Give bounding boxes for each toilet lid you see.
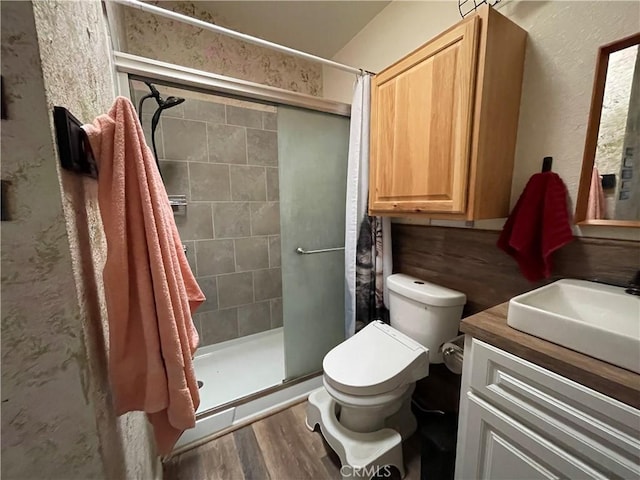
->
[323,321,429,396]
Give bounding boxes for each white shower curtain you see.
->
[345,74,392,338]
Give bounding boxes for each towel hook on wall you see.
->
[542,156,553,173]
[53,106,98,179]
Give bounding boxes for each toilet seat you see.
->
[323,377,412,408]
[323,321,429,396]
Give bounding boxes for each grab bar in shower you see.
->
[295,246,344,255]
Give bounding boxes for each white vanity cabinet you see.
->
[455,337,640,479]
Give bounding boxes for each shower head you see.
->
[151,96,185,140]
[139,82,184,113]
[161,96,185,110]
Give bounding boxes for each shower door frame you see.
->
[113,52,351,430]
[113,51,351,117]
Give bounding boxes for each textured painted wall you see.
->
[1,1,157,478]
[324,0,640,240]
[502,0,639,240]
[122,1,322,96]
[1,2,105,477]
[32,1,160,477]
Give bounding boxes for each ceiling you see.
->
[199,1,391,58]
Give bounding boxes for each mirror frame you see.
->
[575,32,640,227]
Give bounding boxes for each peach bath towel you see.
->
[586,166,606,220]
[83,97,205,454]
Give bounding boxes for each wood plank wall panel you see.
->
[396,224,639,412]
[392,224,640,317]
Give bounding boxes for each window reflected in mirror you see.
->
[588,44,639,221]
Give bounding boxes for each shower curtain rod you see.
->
[111,0,374,76]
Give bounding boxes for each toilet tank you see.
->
[386,274,466,363]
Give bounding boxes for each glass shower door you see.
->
[278,106,350,380]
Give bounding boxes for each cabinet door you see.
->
[467,339,640,478]
[457,393,606,480]
[369,16,479,215]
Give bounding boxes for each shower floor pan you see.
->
[174,327,322,452]
[194,327,285,413]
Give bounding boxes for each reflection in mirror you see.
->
[591,44,639,221]
[576,32,640,227]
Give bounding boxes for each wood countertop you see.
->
[460,302,640,410]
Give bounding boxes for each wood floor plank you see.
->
[278,406,339,479]
[191,433,245,480]
[252,408,329,480]
[164,435,244,480]
[164,444,207,480]
[289,403,331,457]
[289,402,341,479]
[233,425,271,480]
[164,401,424,480]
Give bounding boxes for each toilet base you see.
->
[306,388,412,479]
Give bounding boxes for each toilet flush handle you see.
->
[441,334,465,375]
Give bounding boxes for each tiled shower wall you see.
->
[133,86,283,347]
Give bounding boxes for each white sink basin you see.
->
[508,279,640,374]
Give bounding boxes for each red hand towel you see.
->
[498,172,574,281]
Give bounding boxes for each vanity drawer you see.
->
[466,338,640,478]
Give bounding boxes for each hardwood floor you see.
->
[164,401,423,480]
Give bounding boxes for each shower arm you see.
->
[150,107,164,179]
[138,82,184,179]
[139,82,163,123]
[137,93,153,124]
[148,96,185,178]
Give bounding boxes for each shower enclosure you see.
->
[127,74,349,448]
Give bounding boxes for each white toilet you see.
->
[306,273,466,479]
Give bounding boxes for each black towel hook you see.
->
[541,156,553,173]
[53,106,98,179]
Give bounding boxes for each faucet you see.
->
[625,271,640,296]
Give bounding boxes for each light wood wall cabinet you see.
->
[369,6,527,219]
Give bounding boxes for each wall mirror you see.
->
[575,33,640,227]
